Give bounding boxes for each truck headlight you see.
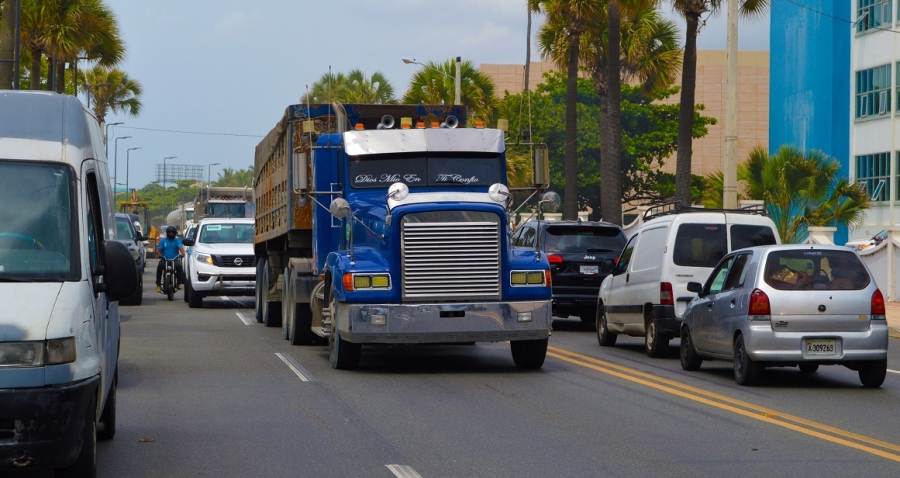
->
[0,337,76,367]
[511,270,550,286]
[196,253,213,265]
[343,273,391,291]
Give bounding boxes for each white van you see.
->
[596,202,780,357]
[0,91,137,475]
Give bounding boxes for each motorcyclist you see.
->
[156,226,185,293]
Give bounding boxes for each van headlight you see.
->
[0,337,76,367]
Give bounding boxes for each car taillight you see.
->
[872,289,886,317]
[547,255,563,265]
[660,282,673,306]
[748,288,771,319]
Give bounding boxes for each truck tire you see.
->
[328,298,360,369]
[281,268,291,340]
[283,267,315,345]
[56,394,96,477]
[262,261,281,328]
[97,371,117,441]
[255,259,265,323]
[510,338,548,369]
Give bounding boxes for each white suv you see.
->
[597,202,780,357]
[184,218,256,308]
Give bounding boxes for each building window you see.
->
[856,65,892,118]
[857,0,892,33]
[856,152,891,201]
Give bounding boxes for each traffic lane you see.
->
[549,318,900,451]
[96,270,422,478]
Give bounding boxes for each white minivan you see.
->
[0,91,137,475]
[597,202,780,357]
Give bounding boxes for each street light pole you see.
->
[113,136,132,190]
[455,56,461,106]
[403,56,462,105]
[162,156,176,216]
[126,147,141,198]
[208,162,221,185]
[104,122,122,157]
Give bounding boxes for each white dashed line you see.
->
[275,353,316,382]
[235,312,252,325]
[385,465,422,478]
[888,369,900,375]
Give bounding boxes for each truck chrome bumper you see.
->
[336,300,552,344]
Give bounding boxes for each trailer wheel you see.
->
[261,260,281,327]
[510,338,548,369]
[285,267,315,345]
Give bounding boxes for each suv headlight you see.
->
[196,253,213,264]
[0,337,76,367]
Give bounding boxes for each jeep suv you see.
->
[513,219,626,323]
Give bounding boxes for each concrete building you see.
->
[481,50,770,179]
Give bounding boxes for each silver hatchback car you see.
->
[680,245,889,387]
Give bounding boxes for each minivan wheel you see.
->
[858,359,887,388]
[645,312,668,358]
[596,307,617,346]
[798,363,819,374]
[733,335,761,386]
[56,395,96,477]
[680,327,702,371]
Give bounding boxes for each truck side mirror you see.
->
[329,198,351,219]
[102,241,138,302]
[539,191,561,212]
[533,143,549,189]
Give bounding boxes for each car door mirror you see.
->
[102,241,138,302]
[135,234,148,242]
[687,282,703,294]
[600,258,615,274]
[181,238,195,247]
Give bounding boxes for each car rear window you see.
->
[673,223,726,268]
[731,224,777,250]
[543,226,625,253]
[764,249,870,290]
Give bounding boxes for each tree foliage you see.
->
[305,69,396,104]
[212,167,253,187]
[80,65,141,123]
[401,58,497,123]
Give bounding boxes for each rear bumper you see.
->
[551,293,598,317]
[652,304,682,336]
[0,375,98,469]
[744,322,889,362]
[335,300,552,344]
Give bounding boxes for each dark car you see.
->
[115,212,148,305]
[512,219,627,323]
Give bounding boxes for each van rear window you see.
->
[764,250,870,290]
[731,224,777,250]
[673,223,726,268]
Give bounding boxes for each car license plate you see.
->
[580,265,598,275]
[805,339,836,356]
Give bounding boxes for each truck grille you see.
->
[402,211,500,301]
[214,255,256,267]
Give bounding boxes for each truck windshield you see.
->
[349,153,504,189]
[0,161,78,281]
[208,203,246,218]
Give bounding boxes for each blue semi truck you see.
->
[253,103,557,369]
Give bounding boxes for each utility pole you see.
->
[723,0,739,209]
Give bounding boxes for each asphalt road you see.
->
[15,264,900,477]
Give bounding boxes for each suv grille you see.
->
[402,211,500,301]
[214,255,256,267]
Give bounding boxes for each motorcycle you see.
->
[161,258,178,301]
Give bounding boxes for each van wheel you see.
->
[644,311,668,358]
[97,371,117,440]
[56,395,96,477]
[680,327,702,371]
[596,307,617,346]
[858,359,887,388]
[734,335,761,386]
[510,338,548,369]
[798,363,819,374]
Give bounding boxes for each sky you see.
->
[101,1,771,190]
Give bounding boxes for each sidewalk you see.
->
[884,302,900,338]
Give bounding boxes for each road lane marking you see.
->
[275,353,317,382]
[888,369,900,374]
[235,312,252,325]
[385,465,422,478]
[547,346,900,463]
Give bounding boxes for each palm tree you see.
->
[702,145,868,243]
[305,71,347,104]
[336,69,396,104]
[604,0,624,226]
[1,0,19,88]
[535,0,599,220]
[80,65,141,123]
[671,0,769,205]
[401,58,497,122]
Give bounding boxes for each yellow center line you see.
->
[546,348,900,463]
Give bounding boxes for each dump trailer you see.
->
[194,185,253,221]
[253,103,556,369]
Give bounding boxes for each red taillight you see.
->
[660,282,674,306]
[547,255,563,264]
[749,288,771,316]
[872,289,886,315]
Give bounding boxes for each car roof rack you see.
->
[642,200,767,221]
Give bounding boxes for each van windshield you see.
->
[116,217,135,240]
[0,161,78,281]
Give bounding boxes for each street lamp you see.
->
[208,162,221,185]
[84,82,111,110]
[104,122,123,157]
[402,56,461,105]
[162,156,176,215]
[113,136,132,187]
[126,147,141,197]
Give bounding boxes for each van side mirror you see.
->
[687,282,703,294]
[181,239,195,247]
[102,241,138,302]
